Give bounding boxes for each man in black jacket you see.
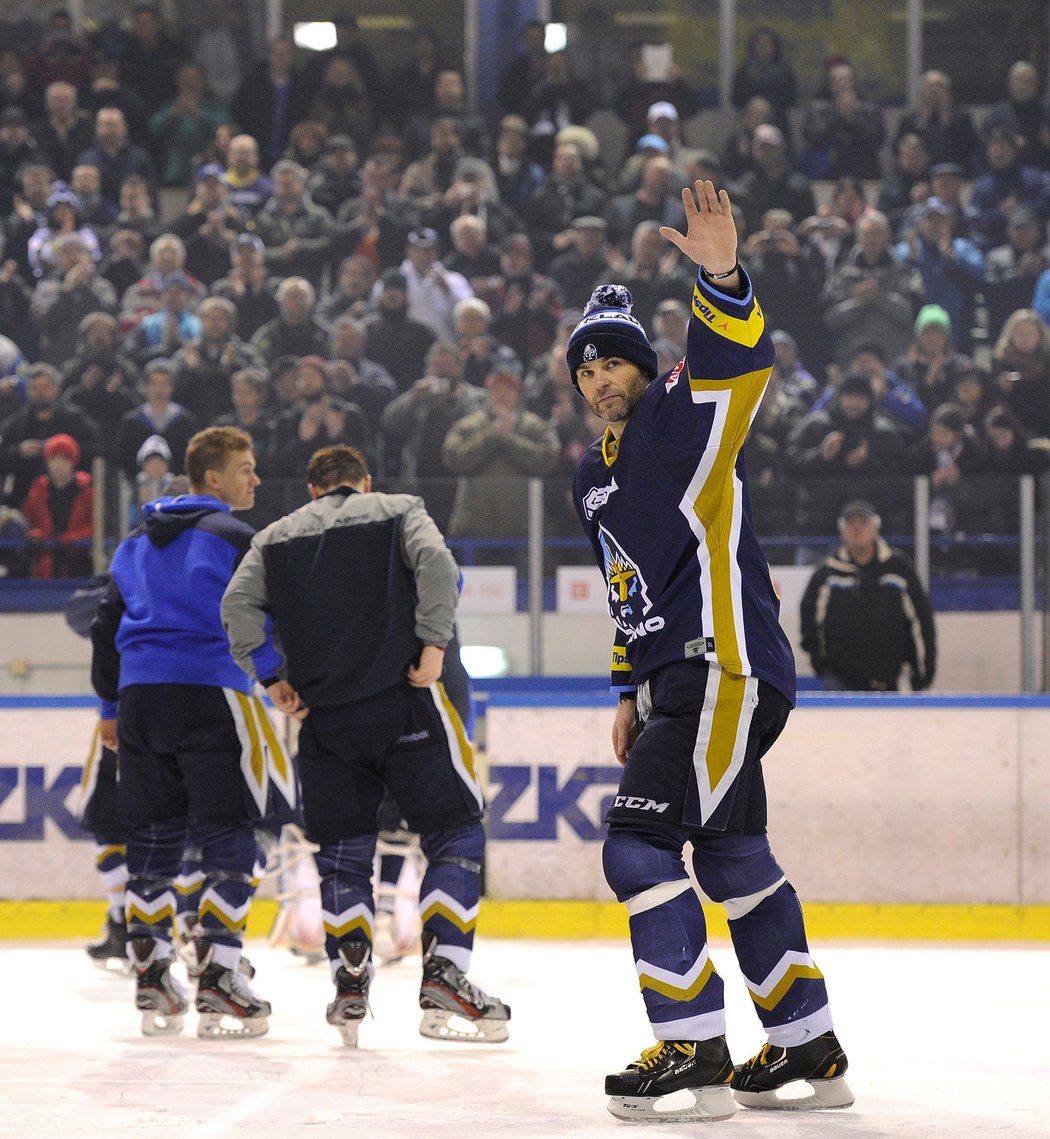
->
[800,500,937,691]
[221,444,509,1049]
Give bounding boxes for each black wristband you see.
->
[618,691,637,703]
[703,262,739,280]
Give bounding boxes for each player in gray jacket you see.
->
[221,443,509,1047]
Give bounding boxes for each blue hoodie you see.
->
[91,495,281,718]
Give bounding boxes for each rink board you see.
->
[1,696,1049,936]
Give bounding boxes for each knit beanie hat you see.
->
[44,433,80,464]
[566,285,659,392]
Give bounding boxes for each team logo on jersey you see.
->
[582,342,598,362]
[599,525,657,638]
[582,477,617,519]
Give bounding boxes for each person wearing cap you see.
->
[612,49,700,149]
[442,349,559,569]
[800,499,935,691]
[568,180,852,1119]
[124,270,203,368]
[894,305,975,410]
[896,196,984,350]
[307,133,361,215]
[134,431,175,510]
[524,139,607,268]
[20,432,93,578]
[360,268,438,393]
[548,214,622,311]
[29,231,119,367]
[26,183,104,281]
[985,205,1050,336]
[395,226,473,341]
[113,358,200,480]
[270,355,372,478]
[210,232,282,341]
[969,123,1050,253]
[493,113,545,217]
[893,69,982,176]
[786,366,908,533]
[252,157,333,286]
[148,61,228,187]
[167,163,245,286]
[736,122,817,237]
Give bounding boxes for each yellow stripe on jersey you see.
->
[704,669,749,791]
[435,681,477,784]
[232,690,266,787]
[690,284,766,349]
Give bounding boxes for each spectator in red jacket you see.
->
[21,432,93,578]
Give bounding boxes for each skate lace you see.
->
[633,1042,694,1069]
[225,967,260,1001]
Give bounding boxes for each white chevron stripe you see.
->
[198,892,252,924]
[634,946,711,988]
[418,889,479,925]
[321,902,374,938]
[722,877,785,920]
[626,877,692,917]
[746,950,818,999]
[125,891,174,919]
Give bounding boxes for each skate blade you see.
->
[139,1011,185,1036]
[419,1008,509,1043]
[90,956,131,976]
[197,1011,269,1039]
[734,1075,855,1111]
[608,1085,737,1123]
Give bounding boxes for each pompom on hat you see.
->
[566,284,659,392]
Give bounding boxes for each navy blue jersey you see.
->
[573,269,796,705]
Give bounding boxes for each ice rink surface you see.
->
[1,938,1048,1138]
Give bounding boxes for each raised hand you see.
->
[659,180,738,275]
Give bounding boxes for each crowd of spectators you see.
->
[3,8,1050,578]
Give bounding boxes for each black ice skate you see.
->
[731,1030,854,1110]
[86,913,128,973]
[417,932,510,1043]
[193,938,271,1038]
[326,940,371,1047]
[605,1037,737,1123]
[129,936,188,1036]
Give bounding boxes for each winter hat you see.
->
[914,304,951,336]
[44,433,80,464]
[136,434,172,466]
[566,284,659,391]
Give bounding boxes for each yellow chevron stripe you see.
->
[638,956,716,1001]
[233,690,265,788]
[322,914,373,941]
[436,682,477,783]
[705,668,748,791]
[253,695,291,783]
[198,898,248,935]
[747,963,825,1011]
[95,844,126,866]
[420,901,478,935]
[126,901,175,927]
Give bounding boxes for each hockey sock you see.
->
[418,821,484,973]
[691,833,832,1045]
[314,834,378,966]
[174,839,204,941]
[125,817,187,947]
[194,822,260,967]
[604,826,726,1040]
[93,838,128,921]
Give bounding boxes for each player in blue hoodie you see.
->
[91,426,292,1038]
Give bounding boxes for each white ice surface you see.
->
[1,939,1048,1138]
